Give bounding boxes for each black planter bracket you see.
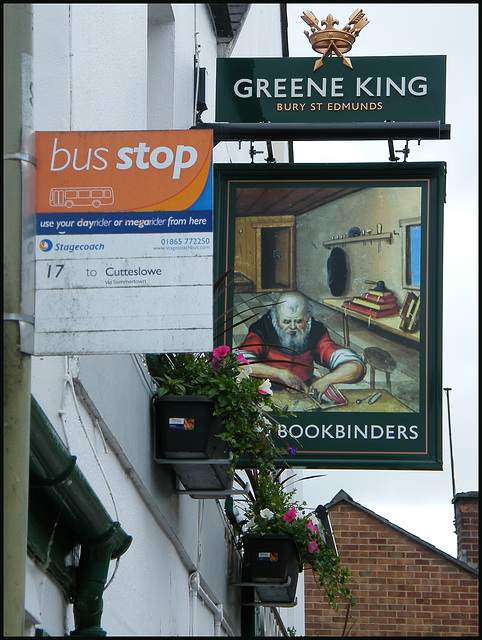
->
[155,457,233,465]
[176,488,246,497]
[241,600,298,608]
[232,578,298,607]
[232,577,292,588]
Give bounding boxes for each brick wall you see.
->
[453,492,479,569]
[305,493,479,637]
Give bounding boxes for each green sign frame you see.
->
[216,56,446,124]
[214,162,445,470]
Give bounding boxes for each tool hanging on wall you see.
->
[377,223,382,252]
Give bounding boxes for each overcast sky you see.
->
[284,3,478,556]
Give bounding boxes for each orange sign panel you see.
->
[36,130,213,213]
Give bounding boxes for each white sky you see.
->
[285,3,478,556]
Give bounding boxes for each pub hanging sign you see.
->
[214,162,445,470]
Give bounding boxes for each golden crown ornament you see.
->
[301,9,369,71]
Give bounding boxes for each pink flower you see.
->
[212,345,230,370]
[307,541,319,554]
[236,351,249,365]
[283,506,297,522]
[213,345,230,358]
[306,519,317,532]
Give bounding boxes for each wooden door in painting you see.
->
[260,226,291,289]
[234,216,295,293]
[256,223,295,291]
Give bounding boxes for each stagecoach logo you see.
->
[39,239,53,251]
[301,8,369,71]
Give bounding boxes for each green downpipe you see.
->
[70,539,117,637]
[30,396,132,636]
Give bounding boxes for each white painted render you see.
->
[28,3,300,637]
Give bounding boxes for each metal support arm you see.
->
[192,121,451,146]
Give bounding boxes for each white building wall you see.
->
[33,3,71,131]
[69,4,148,131]
[212,4,289,165]
[28,3,300,636]
[147,4,176,130]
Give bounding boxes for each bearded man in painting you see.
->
[239,291,365,397]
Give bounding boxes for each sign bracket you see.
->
[193,121,450,148]
[388,139,413,163]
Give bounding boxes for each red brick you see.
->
[306,499,479,637]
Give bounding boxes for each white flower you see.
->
[260,508,274,520]
[258,379,273,395]
[309,514,320,527]
[244,518,256,530]
[235,366,252,383]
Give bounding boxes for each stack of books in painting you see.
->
[342,288,399,318]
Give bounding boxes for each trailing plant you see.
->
[147,272,354,609]
[233,468,355,610]
[147,346,287,471]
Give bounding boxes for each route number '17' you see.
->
[47,264,65,278]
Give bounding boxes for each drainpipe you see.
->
[189,572,224,636]
[30,396,132,635]
[315,504,338,556]
[70,532,126,637]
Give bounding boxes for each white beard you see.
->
[272,315,311,352]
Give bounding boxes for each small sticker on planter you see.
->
[169,417,195,430]
[258,552,278,563]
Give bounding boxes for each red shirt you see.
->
[240,317,341,384]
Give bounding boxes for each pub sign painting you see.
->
[214,163,444,470]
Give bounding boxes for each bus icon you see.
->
[49,186,114,208]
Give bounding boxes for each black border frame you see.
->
[214,162,445,470]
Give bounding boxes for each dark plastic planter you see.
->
[242,533,302,604]
[154,395,228,460]
[153,395,232,495]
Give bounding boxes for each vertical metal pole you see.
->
[443,388,457,500]
[3,4,33,635]
[279,3,294,164]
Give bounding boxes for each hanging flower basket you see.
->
[147,350,283,474]
[153,395,232,495]
[242,533,302,605]
[231,469,355,609]
[153,395,229,460]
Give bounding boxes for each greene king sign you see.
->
[216,56,446,124]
